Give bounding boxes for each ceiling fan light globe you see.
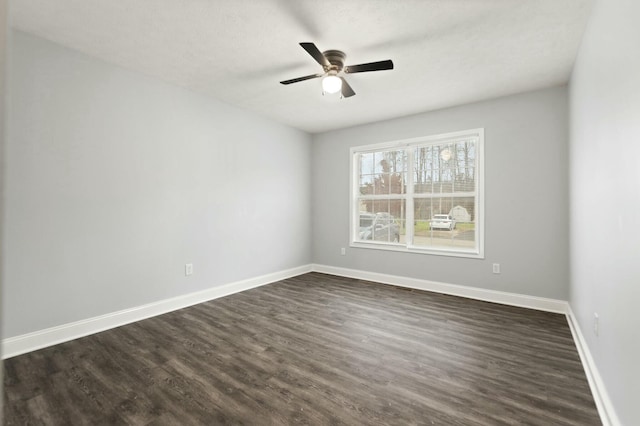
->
[322,75,342,94]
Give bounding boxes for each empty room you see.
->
[0,0,638,424]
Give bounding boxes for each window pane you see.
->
[453,140,476,192]
[413,198,434,243]
[356,199,405,244]
[415,140,477,194]
[414,146,433,193]
[359,150,408,195]
[373,152,386,174]
[359,153,374,195]
[412,196,476,249]
[359,174,375,195]
[384,172,406,194]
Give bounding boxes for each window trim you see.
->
[349,128,485,259]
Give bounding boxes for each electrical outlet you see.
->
[341,247,346,255]
[185,263,193,276]
[492,263,501,274]
[593,313,599,336]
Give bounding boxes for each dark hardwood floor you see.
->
[4,272,600,425]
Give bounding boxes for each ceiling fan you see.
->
[280,42,394,98]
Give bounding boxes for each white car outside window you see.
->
[430,214,456,231]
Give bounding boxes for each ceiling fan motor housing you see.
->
[322,50,346,72]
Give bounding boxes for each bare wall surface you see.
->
[569,0,640,423]
[0,0,9,413]
[3,31,311,338]
[312,87,569,300]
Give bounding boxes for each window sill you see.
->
[349,241,484,259]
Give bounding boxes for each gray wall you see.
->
[3,32,312,338]
[312,86,569,300]
[0,0,8,413]
[569,0,640,424]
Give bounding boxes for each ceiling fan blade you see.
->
[344,59,394,74]
[280,73,324,85]
[300,42,330,68]
[340,77,356,98]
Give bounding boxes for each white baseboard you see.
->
[312,264,569,313]
[1,263,566,359]
[2,264,313,359]
[2,262,615,426]
[566,306,620,426]
[312,264,616,426]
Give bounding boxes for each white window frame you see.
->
[350,128,484,258]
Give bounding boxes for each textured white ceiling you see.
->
[12,0,593,133]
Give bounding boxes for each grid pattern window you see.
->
[351,129,484,258]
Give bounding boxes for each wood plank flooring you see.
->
[4,272,600,425]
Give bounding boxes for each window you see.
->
[351,129,484,258]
